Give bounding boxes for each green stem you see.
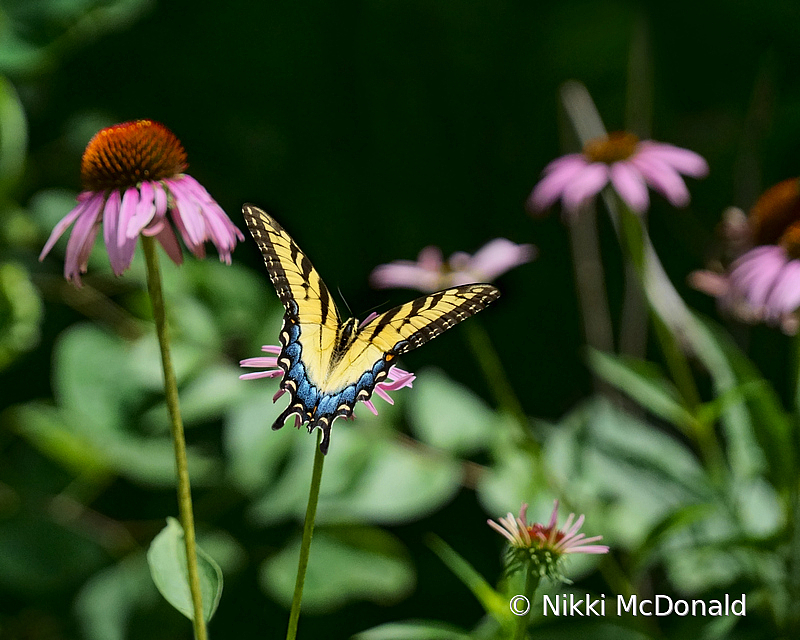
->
[513,569,540,640]
[463,321,535,448]
[286,432,326,640]
[141,237,207,640]
[618,205,702,411]
[617,205,726,470]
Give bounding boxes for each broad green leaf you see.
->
[54,324,138,432]
[7,403,109,478]
[0,513,105,595]
[224,386,297,494]
[74,554,158,640]
[586,349,695,432]
[146,518,223,622]
[0,263,42,371]
[701,318,793,487]
[353,621,471,640]
[142,364,247,431]
[408,368,496,454]
[317,439,462,525]
[544,397,708,548]
[260,527,414,613]
[0,75,26,195]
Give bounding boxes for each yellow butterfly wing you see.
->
[243,204,501,454]
[324,284,501,393]
[242,204,340,386]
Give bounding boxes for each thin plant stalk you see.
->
[141,236,207,640]
[513,570,540,640]
[286,431,326,640]
[567,204,615,355]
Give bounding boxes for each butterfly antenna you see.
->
[337,286,353,317]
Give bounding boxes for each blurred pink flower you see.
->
[488,500,609,556]
[528,132,708,215]
[370,238,535,293]
[692,179,800,334]
[39,120,243,285]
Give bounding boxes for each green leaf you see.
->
[54,324,139,433]
[0,263,43,371]
[146,518,223,622]
[0,513,105,595]
[408,368,496,454]
[75,554,158,640]
[7,402,109,478]
[353,621,472,640]
[224,386,296,494]
[586,349,695,432]
[260,527,414,613]
[316,439,462,525]
[701,318,794,487]
[544,397,708,549]
[0,75,27,195]
[426,534,508,622]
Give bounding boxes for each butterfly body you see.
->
[243,205,500,453]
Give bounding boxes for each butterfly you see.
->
[242,204,500,454]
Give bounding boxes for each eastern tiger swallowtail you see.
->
[242,204,500,453]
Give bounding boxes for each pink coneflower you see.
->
[370,239,535,293]
[693,179,800,334]
[489,501,608,579]
[239,345,416,418]
[39,120,244,285]
[489,501,609,555]
[528,132,709,215]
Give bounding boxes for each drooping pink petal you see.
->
[154,183,169,217]
[118,187,140,246]
[39,192,103,261]
[63,203,104,285]
[609,162,650,212]
[127,182,157,238]
[239,370,283,380]
[102,190,123,275]
[637,141,709,178]
[541,153,586,175]
[359,312,380,328]
[373,385,394,404]
[630,154,690,208]
[730,246,787,308]
[560,162,610,212]
[362,399,378,415]
[153,219,184,265]
[764,259,800,318]
[166,178,206,247]
[369,262,442,291]
[417,246,444,271]
[528,156,589,211]
[466,238,537,281]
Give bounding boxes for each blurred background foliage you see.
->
[2,0,800,638]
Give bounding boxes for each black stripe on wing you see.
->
[367,284,501,356]
[242,204,338,324]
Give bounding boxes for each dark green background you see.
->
[4,0,800,637]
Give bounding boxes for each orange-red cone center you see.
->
[80,120,187,192]
[583,131,640,164]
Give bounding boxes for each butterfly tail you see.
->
[272,404,304,431]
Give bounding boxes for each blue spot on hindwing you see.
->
[284,342,301,363]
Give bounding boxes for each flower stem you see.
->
[513,569,540,640]
[463,321,532,441]
[141,236,206,640]
[286,432,326,640]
